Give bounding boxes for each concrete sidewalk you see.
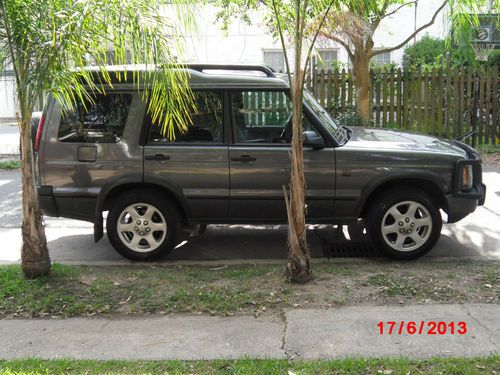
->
[1,304,498,360]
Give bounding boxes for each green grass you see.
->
[0,160,21,170]
[477,143,500,154]
[0,262,498,318]
[0,357,499,374]
[365,273,419,297]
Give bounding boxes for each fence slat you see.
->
[389,68,395,126]
[485,68,493,144]
[327,70,333,113]
[492,66,499,143]
[416,71,423,132]
[403,72,409,129]
[444,61,451,138]
[375,74,381,127]
[340,68,346,113]
[423,72,429,134]
[396,69,402,127]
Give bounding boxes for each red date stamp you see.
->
[377,321,467,335]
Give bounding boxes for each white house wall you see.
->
[0,74,17,121]
[165,0,448,67]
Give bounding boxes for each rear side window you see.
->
[58,94,132,143]
[148,91,224,144]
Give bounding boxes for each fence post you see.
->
[471,76,479,148]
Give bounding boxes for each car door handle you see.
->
[145,154,170,161]
[231,155,257,162]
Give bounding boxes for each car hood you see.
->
[343,127,468,158]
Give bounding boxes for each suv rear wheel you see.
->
[367,188,442,260]
[106,190,181,261]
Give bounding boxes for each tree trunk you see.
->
[285,68,311,283]
[19,113,51,278]
[351,50,372,125]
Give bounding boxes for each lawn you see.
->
[0,160,21,170]
[478,143,500,164]
[1,357,499,374]
[0,261,498,318]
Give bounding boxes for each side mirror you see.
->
[303,130,325,150]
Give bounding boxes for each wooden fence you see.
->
[307,66,500,145]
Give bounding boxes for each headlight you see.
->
[461,164,473,191]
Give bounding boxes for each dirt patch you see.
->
[482,152,500,165]
[1,261,498,319]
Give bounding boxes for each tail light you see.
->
[34,113,45,152]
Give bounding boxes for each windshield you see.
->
[303,91,346,144]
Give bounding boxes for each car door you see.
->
[144,90,229,219]
[228,89,335,220]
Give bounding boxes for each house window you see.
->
[263,50,285,73]
[317,49,338,68]
[371,51,391,66]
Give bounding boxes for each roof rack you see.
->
[185,64,276,78]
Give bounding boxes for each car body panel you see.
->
[144,145,230,218]
[228,145,335,219]
[39,92,145,198]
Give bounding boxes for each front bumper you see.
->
[446,176,486,223]
[445,194,481,223]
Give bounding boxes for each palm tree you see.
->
[270,0,337,282]
[0,0,195,278]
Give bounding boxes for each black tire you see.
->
[367,188,442,260]
[106,189,181,261]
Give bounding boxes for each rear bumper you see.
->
[38,186,59,217]
[37,186,96,223]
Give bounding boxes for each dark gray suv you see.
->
[33,64,485,261]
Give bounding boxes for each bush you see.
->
[486,50,500,68]
[334,108,376,128]
[402,36,446,69]
[402,35,470,70]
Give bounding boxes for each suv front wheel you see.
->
[367,188,442,260]
[106,190,181,261]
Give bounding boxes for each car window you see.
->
[58,93,132,143]
[231,90,319,144]
[148,91,223,144]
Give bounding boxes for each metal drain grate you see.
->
[328,242,380,258]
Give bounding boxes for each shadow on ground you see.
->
[40,221,500,263]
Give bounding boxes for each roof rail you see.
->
[184,64,276,78]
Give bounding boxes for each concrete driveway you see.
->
[0,166,499,264]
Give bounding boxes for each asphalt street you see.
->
[0,165,499,264]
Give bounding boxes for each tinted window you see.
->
[148,91,223,143]
[231,90,319,144]
[58,94,132,143]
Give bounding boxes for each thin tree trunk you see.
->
[19,111,51,278]
[285,66,311,283]
[352,50,372,125]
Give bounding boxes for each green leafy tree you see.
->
[0,0,195,278]
[215,0,338,282]
[318,0,485,124]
